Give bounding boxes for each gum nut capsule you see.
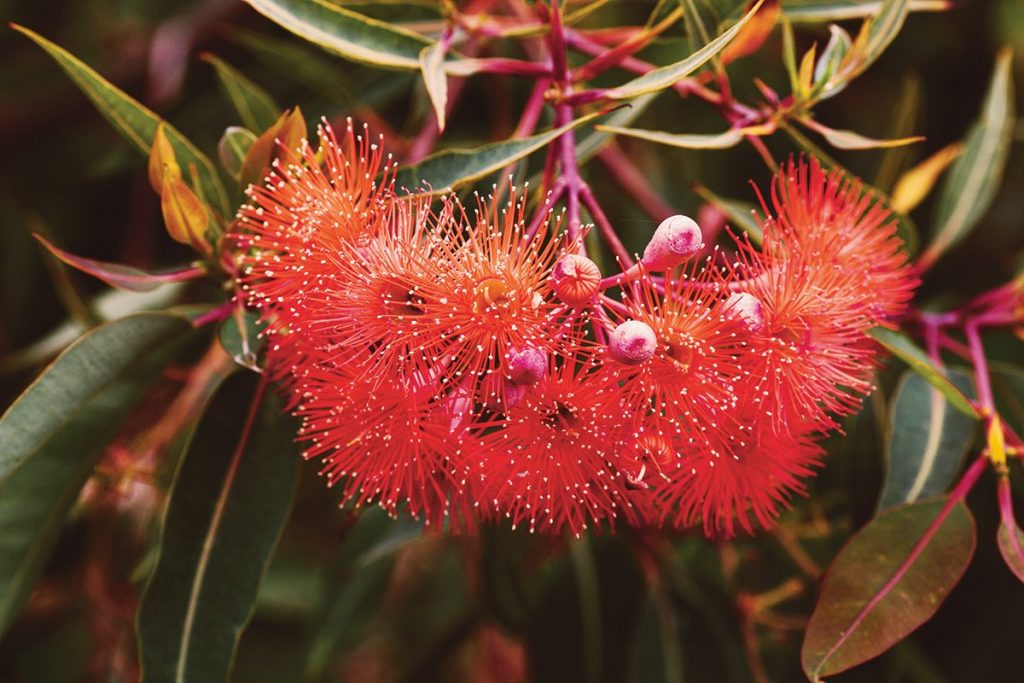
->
[551,254,601,306]
[642,215,703,270]
[608,320,657,365]
[508,347,547,385]
[724,291,765,332]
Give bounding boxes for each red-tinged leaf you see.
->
[802,498,976,680]
[148,123,181,194]
[34,235,204,293]
[997,477,1024,583]
[240,107,307,190]
[161,175,211,254]
[720,0,780,64]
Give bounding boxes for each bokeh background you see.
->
[2,1,1024,681]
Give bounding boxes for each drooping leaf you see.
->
[877,370,977,512]
[919,49,1014,269]
[33,235,204,293]
[243,0,434,70]
[218,309,265,370]
[11,25,230,216]
[890,143,963,213]
[419,39,449,132]
[0,313,197,635]
[202,53,281,132]
[799,117,923,150]
[393,111,604,194]
[595,123,774,150]
[802,498,976,680]
[604,0,763,100]
[137,372,299,683]
[867,328,977,418]
[218,126,258,180]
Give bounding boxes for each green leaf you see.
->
[784,0,949,24]
[218,126,258,180]
[878,370,977,512]
[137,372,299,683]
[594,125,751,150]
[0,313,196,635]
[920,49,1015,268]
[574,93,658,164]
[998,514,1024,583]
[202,54,280,132]
[990,363,1024,434]
[850,0,910,79]
[243,0,433,70]
[218,309,265,370]
[393,111,605,194]
[604,0,763,99]
[12,25,230,217]
[868,328,978,418]
[802,498,976,680]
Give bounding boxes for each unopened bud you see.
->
[608,320,657,365]
[551,254,601,306]
[480,375,526,413]
[642,215,702,270]
[724,292,765,332]
[508,347,547,385]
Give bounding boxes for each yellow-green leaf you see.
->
[595,123,773,150]
[218,127,258,180]
[891,142,963,213]
[799,117,924,150]
[148,124,182,194]
[12,24,230,216]
[162,175,211,254]
[419,40,449,132]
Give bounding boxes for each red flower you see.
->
[469,355,648,536]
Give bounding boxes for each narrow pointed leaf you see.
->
[890,142,963,213]
[243,0,433,70]
[800,117,923,150]
[240,107,307,191]
[137,372,299,683]
[802,498,976,679]
[12,25,230,216]
[0,314,196,635]
[161,175,212,254]
[393,111,604,194]
[604,0,763,100]
[868,328,978,418]
[574,93,657,164]
[202,54,280,132]
[218,126,258,179]
[148,124,182,194]
[596,123,772,150]
[920,49,1014,268]
[785,0,950,23]
[34,235,204,293]
[837,0,910,83]
[720,0,780,64]
[878,370,977,512]
[419,41,449,132]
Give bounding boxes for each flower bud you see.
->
[642,215,702,270]
[507,347,547,385]
[608,320,657,365]
[724,292,765,332]
[479,374,526,413]
[551,254,601,306]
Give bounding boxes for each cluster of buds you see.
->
[233,120,918,537]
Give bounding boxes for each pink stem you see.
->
[579,185,633,268]
[965,322,995,415]
[192,300,234,327]
[597,143,676,222]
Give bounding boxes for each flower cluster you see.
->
[233,121,918,538]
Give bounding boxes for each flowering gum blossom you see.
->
[642,215,703,271]
[508,347,547,385]
[724,292,765,332]
[551,254,601,306]
[609,320,657,365]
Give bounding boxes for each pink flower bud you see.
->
[642,215,703,270]
[608,320,657,365]
[724,292,765,332]
[507,347,547,385]
[480,375,526,412]
[551,254,601,306]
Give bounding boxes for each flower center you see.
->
[473,277,514,314]
[378,280,425,317]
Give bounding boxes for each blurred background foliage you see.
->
[1,1,1024,681]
